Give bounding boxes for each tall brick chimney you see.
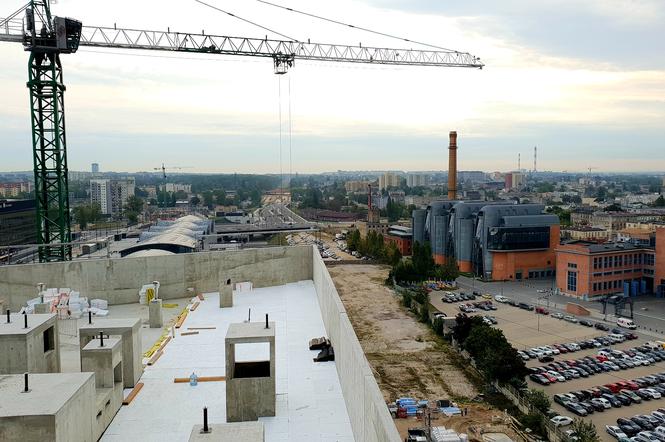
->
[448,131,458,200]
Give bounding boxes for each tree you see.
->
[603,203,623,212]
[73,203,101,229]
[451,314,485,345]
[526,389,551,413]
[124,195,144,214]
[570,419,600,442]
[653,195,665,207]
[202,191,214,208]
[521,413,546,436]
[190,196,201,206]
[347,230,361,252]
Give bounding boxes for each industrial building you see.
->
[120,215,212,257]
[413,202,560,281]
[556,226,665,298]
[90,178,136,216]
[384,225,413,256]
[0,199,37,247]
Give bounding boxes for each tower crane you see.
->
[0,0,484,262]
[154,164,191,179]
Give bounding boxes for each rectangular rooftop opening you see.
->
[234,360,270,378]
[43,326,55,353]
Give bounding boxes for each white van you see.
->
[617,317,637,329]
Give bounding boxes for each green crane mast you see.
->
[20,1,81,261]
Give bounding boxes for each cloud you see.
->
[0,0,664,174]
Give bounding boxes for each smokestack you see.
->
[367,184,372,211]
[447,131,458,200]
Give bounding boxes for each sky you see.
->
[1,0,664,174]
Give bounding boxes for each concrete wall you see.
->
[312,248,400,442]
[0,247,313,310]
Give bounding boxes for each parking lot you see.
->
[429,291,665,442]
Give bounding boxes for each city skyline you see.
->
[1,0,664,174]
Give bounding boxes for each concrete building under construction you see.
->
[413,202,561,281]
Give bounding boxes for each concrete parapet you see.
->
[0,313,60,374]
[0,372,95,442]
[311,248,400,442]
[0,246,313,311]
[79,318,142,388]
[149,299,164,328]
[189,422,264,441]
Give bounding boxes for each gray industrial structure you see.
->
[121,215,212,257]
[413,202,560,280]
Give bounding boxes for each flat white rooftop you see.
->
[102,281,354,442]
[0,372,93,416]
[0,313,55,335]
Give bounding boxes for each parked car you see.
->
[635,431,661,442]
[552,312,564,319]
[551,416,574,427]
[564,315,579,323]
[631,416,655,431]
[565,402,588,416]
[617,418,643,436]
[580,319,594,327]
[607,425,629,440]
[595,323,611,331]
[536,306,549,315]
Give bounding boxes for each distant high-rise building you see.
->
[0,182,33,198]
[505,172,524,190]
[90,177,135,215]
[406,173,427,188]
[379,172,400,190]
[344,180,372,193]
[91,163,100,174]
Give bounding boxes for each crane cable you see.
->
[278,76,283,200]
[194,0,300,42]
[254,0,462,53]
[288,74,293,194]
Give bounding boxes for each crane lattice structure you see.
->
[1,0,484,262]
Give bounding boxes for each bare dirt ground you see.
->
[328,264,522,440]
[328,264,479,401]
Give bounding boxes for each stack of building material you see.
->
[431,427,462,442]
[396,398,418,416]
[68,292,88,319]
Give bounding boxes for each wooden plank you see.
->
[186,326,216,330]
[197,293,204,301]
[173,376,226,383]
[122,382,144,405]
[175,310,189,329]
[190,301,200,311]
[147,349,163,366]
[180,331,199,336]
[158,336,172,352]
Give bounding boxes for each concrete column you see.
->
[34,303,51,314]
[220,278,233,308]
[149,299,164,328]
